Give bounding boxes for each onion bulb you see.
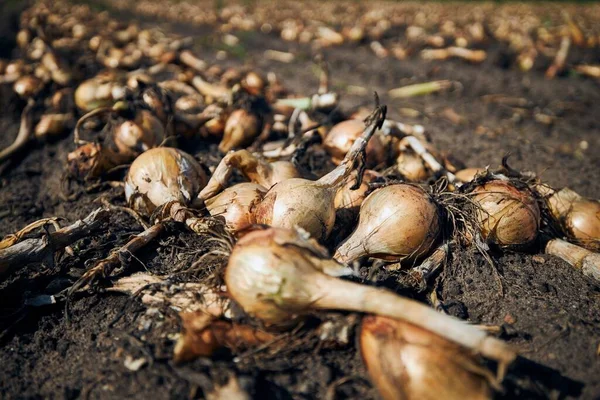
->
[113,110,165,157]
[360,316,494,400]
[125,147,208,215]
[334,169,381,211]
[323,119,390,168]
[75,76,125,111]
[471,180,540,247]
[252,107,386,241]
[225,227,516,367]
[205,183,266,232]
[335,184,441,263]
[219,109,261,153]
[395,150,429,182]
[14,76,43,98]
[543,187,600,251]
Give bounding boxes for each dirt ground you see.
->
[1,1,600,399]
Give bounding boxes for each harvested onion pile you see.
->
[1,2,600,400]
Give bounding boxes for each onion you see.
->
[113,110,165,157]
[323,119,390,168]
[34,113,73,140]
[241,71,265,96]
[205,183,266,232]
[252,106,385,241]
[334,169,381,211]
[471,180,540,247]
[219,109,261,153]
[125,147,208,215]
[395,150,429,182]
[335,184,440,263]
[13,76,43,98]
[360,316,494,400]
[225,227,516,367]
[199,150,300,201]
[74,76,125,111]
[543,187,600,251]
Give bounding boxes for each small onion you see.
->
[125,147,208,215]
[113,110,165,157]
[334,169,381,211]
[471,180,540,247]
[323,119,390,168]
[544,187,600,251]
[225,227,515,366]
[34,113,73,140]
[241,71,265,96]
[14,76,43,98]
[205,183,266,232]
[219,109,261,153]
[360,316,493,400]
[396,150,429,182]
[334,184,441,263]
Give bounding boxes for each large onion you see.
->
[334,184,441,263]
[471,180,540,247]
[225,227,515,367]
[360,316,493,400]
[125,147,208,215]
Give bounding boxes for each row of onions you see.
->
[101,0,600,79]
[1,1,599,399]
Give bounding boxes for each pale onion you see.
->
[125,147,208,215]
[334,169,381,211]
[334,184,440,263]
[471,180,540,247]
[543,187,600,251]
[219,109,261,153]
[396,150,429,182]
[252,107,385,241]
[113,110,165,157]
[323,119,390,168]
[360,316,494,400]
[225,227,516,367]
[205,183,266,232]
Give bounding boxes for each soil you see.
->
[1,1,600,399]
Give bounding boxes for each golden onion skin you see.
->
[205,183,266,232]
[334,184,440,263]
[125,147,208,215]
[563,200,600,251]
[324,119,389,168]
[360,316,492,400]
[472,180,540,247]
[253,179,337,241]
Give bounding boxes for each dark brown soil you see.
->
[1,2,600,399]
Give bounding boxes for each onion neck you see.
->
[312,272,516,372]
[317,105,386,189]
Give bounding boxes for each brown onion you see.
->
[471,180,540,247]
[219,109,261,153]
[396,150,429,182]
[125,147,208,215]
[334,169,381,211]
[13,76,43,98]
[455,167,485,183]
[205,183,266,232]
[543,187,600,251]
[225,227,515,367]
[361,316,493,400]
[323,119,390,168]
[335,184,440,263]
[113,110,165,157]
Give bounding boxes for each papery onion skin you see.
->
[396,151,429,182]
[114,110,165,157]
[335,184,441,263]
[360,316,492,400]
[472,180,540,247]
[219,109,261,153]
[125,147,208,215]
[253,178,336,241]
[205,183,266,232]
[545,188,600,251]
[324,119,390,168]
[334,169,381,211]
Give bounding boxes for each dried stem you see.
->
[0,99,35,164]
[0,208,109,278]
